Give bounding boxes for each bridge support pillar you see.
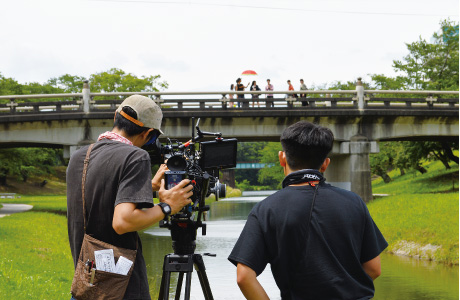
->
[221,169,235,188]
[325,153,351,191]
[82,80,91,113]
[63,145,78,159]
[349,135,375,202]
[325,138,378,202]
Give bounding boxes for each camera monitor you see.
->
[199,138,237,170]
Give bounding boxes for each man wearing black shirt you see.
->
[228,121,387,300]
[236,77,250,108]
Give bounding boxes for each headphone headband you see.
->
[282,169,324,188]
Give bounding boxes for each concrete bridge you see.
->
[0,79,457,201]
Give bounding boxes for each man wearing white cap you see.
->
[67,95,192,299]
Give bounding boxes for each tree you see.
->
[0,72,65,103]
[236,142,267,162]
[392,19,459,91]
[367,19,459,181]
[0,148,62,185]
[258,142,284,189]
[369,74,406,91]
[235,142,267,186]
[0,68,169,186]
[48,74,86,93]
[370,142,395,183]
[90,68,168,96]
[0,73,23,96]
[410,141,459,169]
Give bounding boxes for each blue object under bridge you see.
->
[235,163,274,169]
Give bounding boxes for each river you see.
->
[141,191,459,299]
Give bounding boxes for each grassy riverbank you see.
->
[368,160,459,264]
[0,185,241,299]
[0,212,74,299]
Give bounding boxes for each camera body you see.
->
[164,171,188,190]
[144,118,237,254]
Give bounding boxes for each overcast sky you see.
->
[1,0,458,93]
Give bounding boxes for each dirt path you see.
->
[0,203,33,218]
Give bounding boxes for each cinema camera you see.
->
[144,118,237,255]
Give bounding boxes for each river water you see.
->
[141,191,459,299]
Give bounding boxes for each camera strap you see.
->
[281,169,324,189]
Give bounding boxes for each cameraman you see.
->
[228,121,387,300]
[67,95,192,300]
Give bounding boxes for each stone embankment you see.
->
[390,240,442,261]
[0,203,33,218]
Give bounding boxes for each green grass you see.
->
[372,160,458,194]
[0,212,74,299]
[368,160,459,264]
[368,193,458,264]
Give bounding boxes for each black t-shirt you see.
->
[236,83,245,98]
[228,182,388,300]
[67,140,154,300]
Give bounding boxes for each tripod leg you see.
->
[158,270,171,300]
[193,255,214,300]
[175,272,184,300]
[183,271,192,300]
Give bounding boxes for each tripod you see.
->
[158,253,214,300]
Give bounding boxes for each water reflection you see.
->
[375,253,459,300]
[142,194,458,300]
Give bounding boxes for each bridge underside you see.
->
[0,112,456,146]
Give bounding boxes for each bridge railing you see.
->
[0,79,457,114]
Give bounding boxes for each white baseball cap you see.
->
[116,95,163,134]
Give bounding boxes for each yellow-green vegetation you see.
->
[205,186,242,204]
[368,160,459,264]
[0,212,74,299]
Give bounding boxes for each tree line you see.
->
[0,68,168,103]
[0,69,168,186]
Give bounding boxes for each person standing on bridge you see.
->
[299,79,309,106]
[67,95,193,300]
[250,81,261,108]
[265,79,274,108]
[228,121,387,300]
[236,78,250,108]
[287,79,297,99]
[229,84,235,108]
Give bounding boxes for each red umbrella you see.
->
[241,70,258,76]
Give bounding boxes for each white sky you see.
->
[0,0,458,92]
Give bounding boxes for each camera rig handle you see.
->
[193,118,222,142]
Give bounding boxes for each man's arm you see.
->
[362,255,381,280]
[236,263,269,300]
[113,179,192,235]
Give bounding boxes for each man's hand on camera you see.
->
[159,179,193,215]
[152,164,168,192]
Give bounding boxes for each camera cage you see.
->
[143,118,237,256]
